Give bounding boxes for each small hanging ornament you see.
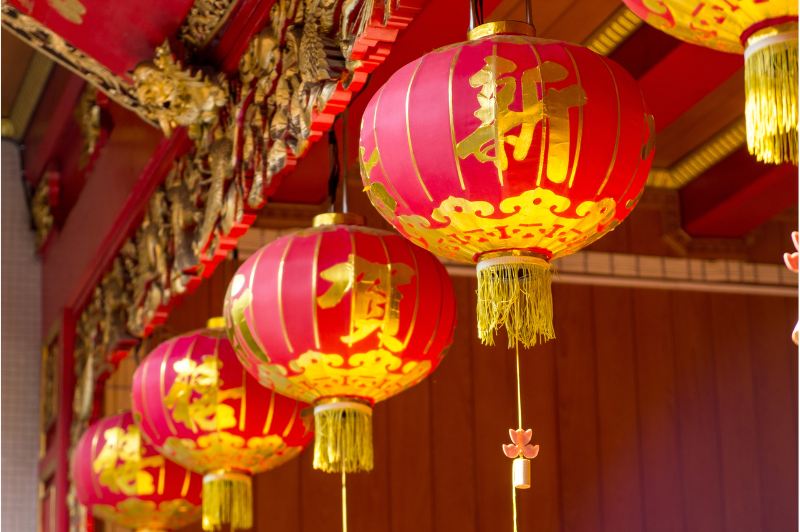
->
[131,321,313,531]
[71,411,204,532]
[622,0,798,165]
[503,429,540,489]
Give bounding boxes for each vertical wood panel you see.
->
[632,289,686,532]
[254,454,301,532]
[300,441,340,532]
[672,291,726,531]
[387,380,433,532]
[747,296,797,532]
[347,400,391,532]
[709,294,763,532]
[430,277,478,532]
[553,284,603,532]
[523,326,561,531]
[593,286,645,532]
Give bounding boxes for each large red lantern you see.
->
[71,411,203,531]
[131,323,313,531]
[223,213,456,474]
[623,0,797,165]
[359,20,654,348]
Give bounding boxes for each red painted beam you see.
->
[609,24,682,80]
[636,43,742,133]
[681,146,798,238]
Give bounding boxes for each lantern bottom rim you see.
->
[476,252,550,273]
[203,469,252,484]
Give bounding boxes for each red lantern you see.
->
[622,0,797,164]
[71,411,203,531]
[223,213,456,474]
[359,20,654,347]
[131,322,313,531]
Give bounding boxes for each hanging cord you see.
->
[512,341,522,532]
[342,469,348,532]
[341,110,349,213]
[327,129,341,213]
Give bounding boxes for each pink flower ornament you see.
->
[503,429,539,459]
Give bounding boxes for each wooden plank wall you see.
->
[103,260,798,532]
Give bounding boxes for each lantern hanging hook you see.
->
[469,0,535,33]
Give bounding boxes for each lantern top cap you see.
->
[312,213,366,227]
[467,20,536,41]
[206,317,226,329]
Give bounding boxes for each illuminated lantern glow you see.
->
[223,213,457,474]
[359,20,654,348]
[131,322,313,531]
[71,411,203,531]
[623,0,798,165]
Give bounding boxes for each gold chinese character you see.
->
[93,424,164,496]
[164,356,244,432]
[456,47,587,184]
[317,254,415,352]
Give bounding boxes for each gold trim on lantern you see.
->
[312,213,366,227]
[478,250,550,264]
[468,20,536,41]
[206,317,226,330]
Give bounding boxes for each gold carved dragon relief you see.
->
[133,40,229,140]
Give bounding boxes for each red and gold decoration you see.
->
[358,20,654,348]
[131,322,313,531]
[223,213,457,476]
[71,411,203,531]
[623,0,798,165]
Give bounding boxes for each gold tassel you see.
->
[476,254,555,349]
[313,398,374,473]
[202,471,253,531]
[744,23,798,165]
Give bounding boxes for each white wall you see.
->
[1,139,42,531]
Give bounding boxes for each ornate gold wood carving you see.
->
[31,175,55,249]
[133,40,229,139]
[39,338,58,459]
[178,0,240,52]
[73,85,101,167]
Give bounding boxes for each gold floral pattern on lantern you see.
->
[161,433,303,473]
[252,349,434,405]
[394,189,618,263]
[93,498,202,530]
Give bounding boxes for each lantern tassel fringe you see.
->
[202,473,252,532]
[477,258,555,349]
[314,404,373,473]
[745,35,798,165]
